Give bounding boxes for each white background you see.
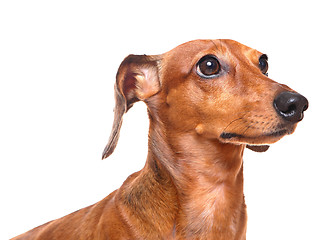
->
[1,1,313,239]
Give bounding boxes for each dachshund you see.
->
[11,39,308,240]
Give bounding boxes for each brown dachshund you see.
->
[12,39,308,240]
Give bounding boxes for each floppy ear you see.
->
[102,54,161,159]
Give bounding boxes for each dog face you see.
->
[159,40,308,147]
[103,39,308,158]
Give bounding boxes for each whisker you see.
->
[223,111,251,133]
[219,39,224,52]
[223,117,243,132]
[241,125,251,136]
[211,40,219,51]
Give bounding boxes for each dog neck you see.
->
[118,117,247,239]
[150,122,247,239]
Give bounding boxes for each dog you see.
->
[11,39,308,240]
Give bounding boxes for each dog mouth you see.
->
[220,128,288,140]
[219,127,293,152]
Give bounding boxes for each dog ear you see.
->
[102,54,161,159]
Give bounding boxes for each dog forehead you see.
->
[221,39,262,59]
[164,39,259,58]
[160,39,261,80]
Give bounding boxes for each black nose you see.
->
[273,91,308,123]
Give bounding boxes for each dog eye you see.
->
[259,54,268,75]
[196,55,220,78]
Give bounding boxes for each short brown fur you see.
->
[12,39,308,240]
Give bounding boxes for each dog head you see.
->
[103,39,308,158]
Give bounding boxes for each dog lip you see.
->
[265,129,288,137]
[220,132,243,139]
[220,128,288,140]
